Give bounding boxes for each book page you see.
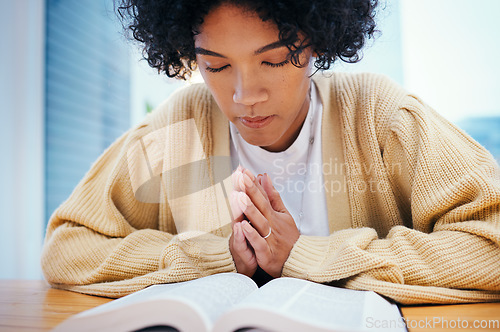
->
[71,273,258,329]
[216,278,404,332]
[160,273,258,325]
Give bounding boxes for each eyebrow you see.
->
[194,40,286,58]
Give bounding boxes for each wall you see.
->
[129,48,184,126]
[44,0,131,224]
[0,0,45,278]
[333,0,404,85]
[400,0,500,122]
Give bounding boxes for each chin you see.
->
[240,133,276,148]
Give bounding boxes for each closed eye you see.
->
[205,65,230,73]
[204,59,290,73]
[263,60,289,68]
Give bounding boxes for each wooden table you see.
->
[0,280,112,332]
[0,280,498,331]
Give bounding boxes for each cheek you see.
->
[281,71,310,101]
[213,82,234,108]
[280,63,310,86]
[202,74,226,99]
[202,77,235,118]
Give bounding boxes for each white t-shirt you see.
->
[230,82,329,236]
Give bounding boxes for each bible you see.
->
[53,273,404,332]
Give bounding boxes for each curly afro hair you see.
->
[117,0,378,80]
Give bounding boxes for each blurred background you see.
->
[1,0,499,279]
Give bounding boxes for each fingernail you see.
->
[232,169,242,189]
[243,173,253,188]
[237,223,245,238]
[238,172,245,189]
[266,173,272,185]
[239,192,250,206]
[257,174,263,186]
[244,169,255,181]
[231,195,243,219]
[241,220,251,232]
[238,192,249,211]
[237,165,243,172]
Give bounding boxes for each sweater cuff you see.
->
[281,236,331,279]
[197,236,236,276]
[160,233,236,277]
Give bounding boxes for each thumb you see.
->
[261,173,287,213]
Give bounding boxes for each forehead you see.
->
[194,4,280,51]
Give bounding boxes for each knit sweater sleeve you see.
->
[282,86,500,304]
[41,87,236,298]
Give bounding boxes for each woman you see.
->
[41,0,500,304]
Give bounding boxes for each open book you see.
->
[53,273,405,332]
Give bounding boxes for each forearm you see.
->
[41,221,235,296]
[282,220,500,304]
[284,222,498,282]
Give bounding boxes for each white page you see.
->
[162,273,258,325]
[221,278,404,331]
[74,282,187,318]
[362,292,406,331]
[73,273,257,328]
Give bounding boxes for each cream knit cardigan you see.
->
[41,73,500,304]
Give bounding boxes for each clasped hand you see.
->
[228,166,300,278]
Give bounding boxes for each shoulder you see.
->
[314,72,411,146]
[313,72,407,110]
[122,83,215,147]
[134,83,214,129]
[152,83,213,123]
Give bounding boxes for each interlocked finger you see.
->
[236,191,272,238]
[240,172,274,221]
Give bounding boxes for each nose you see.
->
[232,69,268,105]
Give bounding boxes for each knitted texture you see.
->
[41,73,500,304]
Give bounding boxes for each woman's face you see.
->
[194,4,314,152]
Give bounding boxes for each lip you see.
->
[239,115,275,129]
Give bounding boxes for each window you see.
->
[45,0,130,223]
